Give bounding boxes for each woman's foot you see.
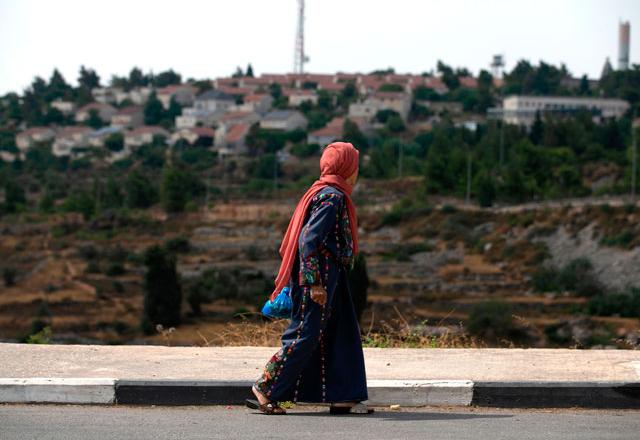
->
[249,385,286,415]
[251,385,270,406]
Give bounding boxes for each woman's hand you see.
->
[309,284,328,306]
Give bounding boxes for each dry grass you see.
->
[192,315,290,347]
[175,307,489,349]
[360,305,488,348]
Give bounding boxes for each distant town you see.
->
[4,61,634,163]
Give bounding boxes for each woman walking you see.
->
[246,142,371,415]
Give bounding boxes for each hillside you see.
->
[1,177,638,348]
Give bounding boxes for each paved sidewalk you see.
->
[1,343,639,408]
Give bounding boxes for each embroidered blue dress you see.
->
[254,185,368,404]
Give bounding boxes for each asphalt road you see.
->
[1,404,639,440]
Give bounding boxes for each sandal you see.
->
[329,403,374,414]
[246,398,287,415]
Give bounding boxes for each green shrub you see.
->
[532,258,603,297]
[440,204,457,214]
[2,267,17,286]
[531,266,560,292]
[587,289,640,317]
[291,143,320,158]
[600,230,635,249]
[85,261,101,274]
[466,300,523,342]
[380,196,432,226]
[187,269,239,315]
[165,236,191,254]
[105,262,125,276]
[25,325,52,344]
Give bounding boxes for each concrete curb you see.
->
[2,378,639,408]
[472,381,640,409]
[0,378,116,404]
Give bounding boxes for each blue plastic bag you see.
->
[261,286,292,319]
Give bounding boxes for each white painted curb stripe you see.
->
[0,378,116,404]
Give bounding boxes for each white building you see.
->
[283,89,318,106]
[260,110,308,131]
[124,126,170,148]
[175,90,236,128]
[111,106,144,129]
[234,94,273,113]
[52,126,92,157]
[15,127,56,152]
[214,112,260,147]
[51,99,76,114]
[75,103,117,124]
[157,85,196,109]
[349,91,412,121]
[492,95,630,127]
[170,127,216,147]
[92,87,122,105]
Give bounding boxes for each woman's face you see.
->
[346,168,358,186]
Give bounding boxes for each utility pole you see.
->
[273,153,278,193]
[465,146,472,205]
[632,109,638,201]
[204,169,211,213]
[499,120,505,166]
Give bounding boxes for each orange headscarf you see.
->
[269,142,360,301]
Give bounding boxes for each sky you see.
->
[0,0,638,95]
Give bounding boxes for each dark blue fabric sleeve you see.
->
[297,192,344,287]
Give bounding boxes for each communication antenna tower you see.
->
[294,0,309,74]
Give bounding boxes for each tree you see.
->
[141,245,182,334]
[317,90,334,111]
[232,66,244,78]
[250,153,281,180]
[342,119,369,151]
[44,107,66,125]
[530,111,544,145]
[38,191,55,213]
[104,133,124,152]
[144,92,164,125]
[2,178,26,213]
[152,69,181,88]
[475,170,496,207]
[166,97,182,122]
[246,63,254,77]
[161,166,200,213]
[385,115,405,133]
[437,60,459,90]
[78,65,100,90]
[47,69,72,102]
[62,189,95,220]
[578,74,590,96]
[86,109,104,129]
[103,176,124,209]
[125,170,157,209]
[128,67,149,88]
